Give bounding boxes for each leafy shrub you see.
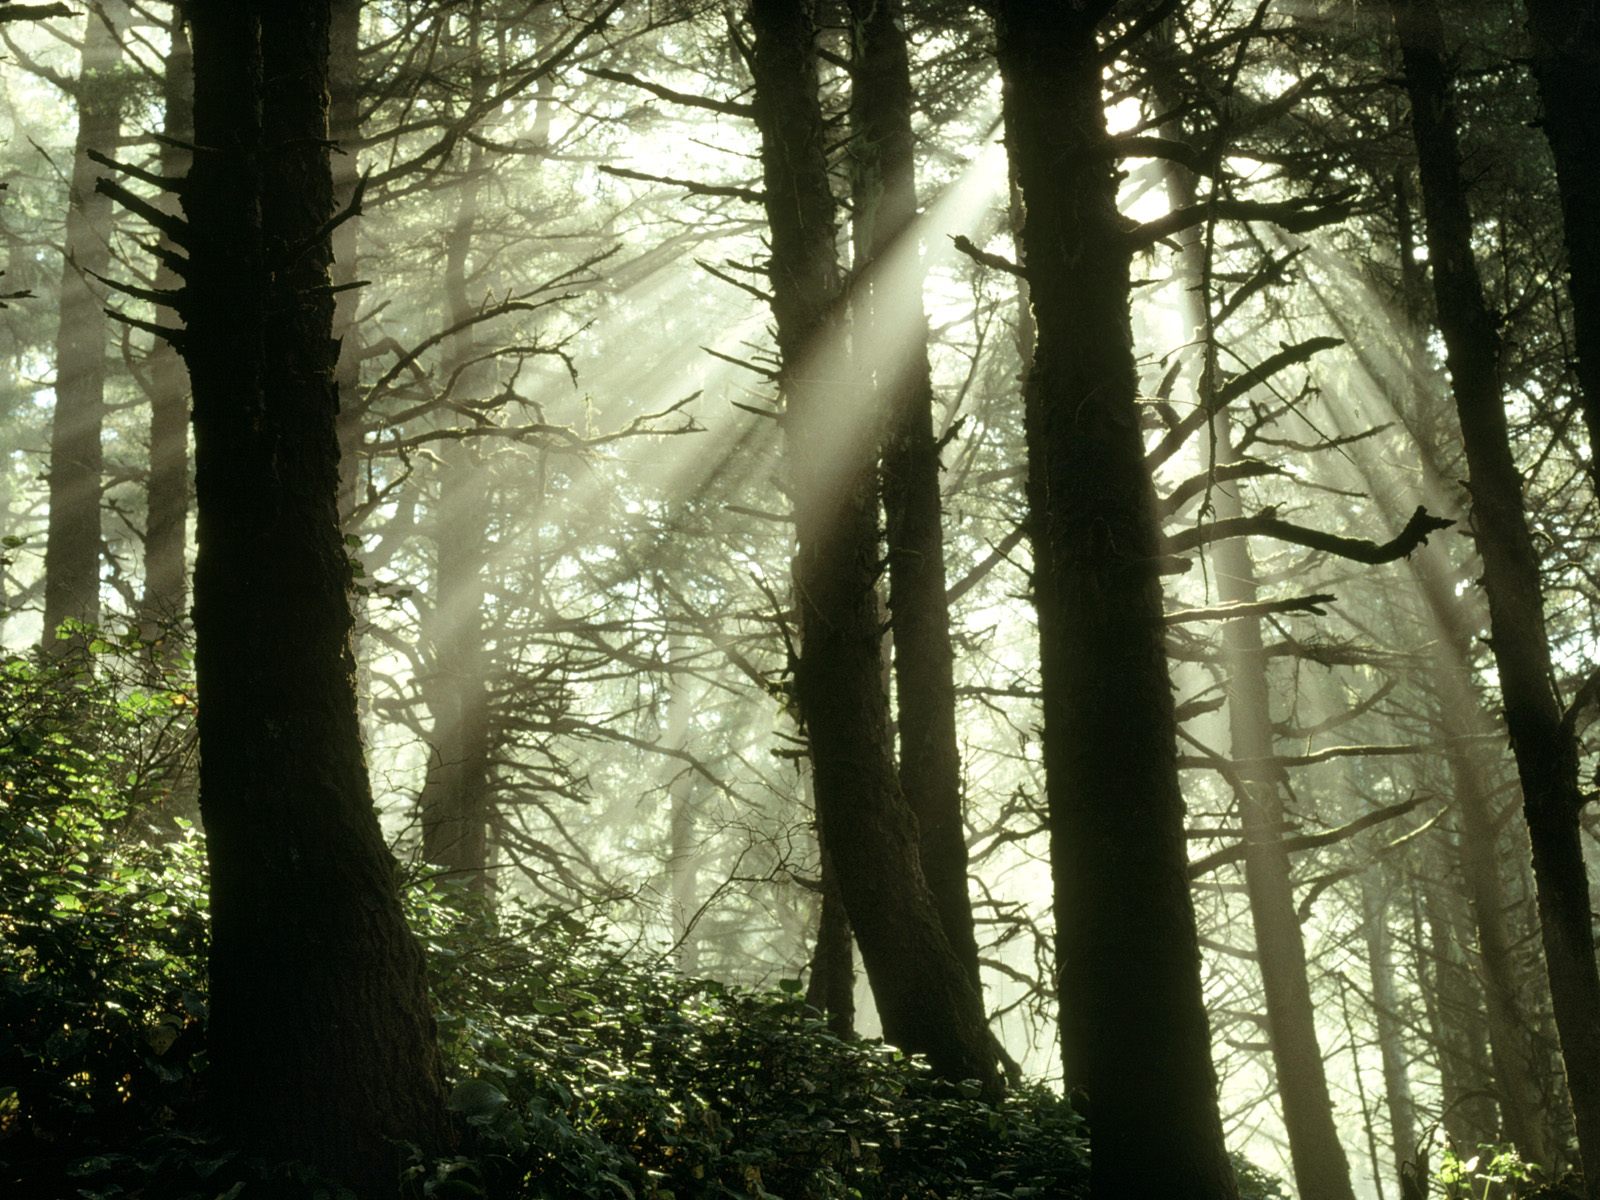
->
[0,638,1286,1200]
[0,641,206,1195]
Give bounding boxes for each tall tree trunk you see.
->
[745,0,997,1091]
[664,634,702,974]
[1212,450,1356,1200]
[418,13,493,883]
[419,150,492,883]
[1394,0,1600,1188]
[1361,870,1419,1190]
[140,6,192,632]
[181,2,447,1189]
[43,2,126,645]
[1348,172,1564,1162]
[1167,158,1356,1200]
[990,5,1236,1194]
[845,0,980,990]
[330,0,364,524]
[1416,869,1502,1152]
[805,848,856,1038]
[1522,0,1600,491]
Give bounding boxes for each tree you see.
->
[1392,0,1600,1188]
[41,1,127,645]
[135,0,449,1188]
[987,3,1237,1193]
[744,0,999,1091]
[1522,0,1600,491]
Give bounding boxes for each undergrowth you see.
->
[0,638,1292,1199]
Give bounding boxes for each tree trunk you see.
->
[1361,870,1419,1190]
[1213,458,1356,1200]
[845,0,980,991]
[664,634,702,974]
[140,6,191,632]
[990,5,1236,1194]
[805,848,856,1038]
[1416,872,1502,1152]
[181,2,448,1189]
[1166,155,1356,1200]
[419,19,493,884]
[330,0,364,525]
[1394,0,1600,1188]
[1522,0,1600,492]
[43,2,126,645]
[745,0,997,1091]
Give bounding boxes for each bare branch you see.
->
[583,65,754,117]
[1166,504,1455,563]
[1165,593,1337,625]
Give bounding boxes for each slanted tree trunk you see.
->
[846,0,980,990]
[1522,0,1600,491]
[745,0,997,1091]
[1211,449,1356,1200]
[140,6,191,632]
[43,1,126,644]
[1166,156,1357,1200]
[180,2,447,1189]
[1358,172,1564,1163]
[989,5,1236,1193]
[1393,0,1600,1188]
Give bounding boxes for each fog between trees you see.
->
[3,1,1600,1198]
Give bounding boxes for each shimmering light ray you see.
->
[777,136,1010,527]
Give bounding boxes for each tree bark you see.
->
[330,0,364,524]
[805,848,856,1038]
[1361,870,1419,1190]
[43,2,126,644]
[1165,152,1357,1200]
[140,6,191,632]
[845,0,979,990]
[745,0,997,1091]
[1393,0,1600,1188]
[418,11,494,884]
[1522,0,1600,492]
[990,5,1236,1194]
[181,1,448,1189]
[1417,876,1500,1152]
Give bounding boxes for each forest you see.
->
[1,0,1598,1197]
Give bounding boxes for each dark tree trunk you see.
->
[43,2,125,644]
[846,0,979,990]
[1522,0,1600,491]
[1394,0,1600,1189]
[990,5,1236,1194]
[140,7,191,632]
[745,0,997,1091]
[330,0,364,524]
[181,1,448,1190]
[805,848,856,1038]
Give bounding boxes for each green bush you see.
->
[0,641,207,1195]
[0,638,1286,1200]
